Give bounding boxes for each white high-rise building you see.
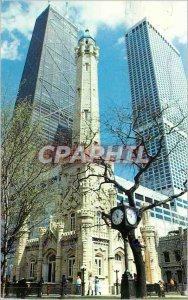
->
[125,18,187,196]
[116,176,188,235]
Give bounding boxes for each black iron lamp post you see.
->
[114,270,119,295]
[80,265,86,296]
[102,205,141,299]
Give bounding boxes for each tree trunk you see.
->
[128,230,147,298]
[1,252,7,298]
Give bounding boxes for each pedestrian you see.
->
[76,276,81,295]
[158,280,165,298]
[164,280,168,293]
[18,278,28,299]
[170,278,174,291]
[61,275,68,296]
[95,276,101,295]
[38,277,44,297]
[15,280,20,299]
[87,275,94,295]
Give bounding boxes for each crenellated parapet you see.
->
[26,238,39,246]
[61,230,77,240]
[77,209,95,218]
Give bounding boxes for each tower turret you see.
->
[140,204,162,283]
[72,29,100,145]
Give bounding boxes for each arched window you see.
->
[70,213,76,231]
[95,255,102,276]
[68,256,75,277]
[115,254,122,261]
[29,260,35,278]
[48,254,56,282]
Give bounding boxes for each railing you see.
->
[4,283,41,298]
[5,281,186,298]
[4,282,85,298]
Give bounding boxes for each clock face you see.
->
[112,209,124,225]
[126,208,137,225]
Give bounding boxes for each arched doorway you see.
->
[114,252,124,282]
[48,254,56,282]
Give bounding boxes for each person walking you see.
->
[18,278,28,299]
[76,276,81,295]
[170,278,175,291]
[61,275,68,296]
[158,280,165,298]
[38,277,44,297]
[87,275,94,295]
[95,276,101,295]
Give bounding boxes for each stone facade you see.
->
[12,185,127,293]
[158,228,187,284]
[140,205,162,283]
[12,29,162,293]
[72,29,100,145]
[12,191,162,293]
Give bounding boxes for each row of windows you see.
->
[28,251,123,281]
[163,250,181,263]
[67,212,108,231]
[117,193,187,223]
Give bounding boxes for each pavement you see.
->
[4,294,188,300]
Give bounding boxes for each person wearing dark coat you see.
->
[61,275,68,296]
[17,278,28,299]
[38,277,44,297]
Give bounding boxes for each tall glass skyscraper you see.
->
[125,18,187,195]
[16,5,78,143]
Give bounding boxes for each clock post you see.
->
[120,233,135,299]
[104,205,141,299]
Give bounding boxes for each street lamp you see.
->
[80,265,86,296]
[114,270,119,295]
[102,206,141,299]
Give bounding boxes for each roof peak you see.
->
[79,28,95,42]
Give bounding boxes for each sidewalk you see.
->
[40,292,187,299]
[5,295,187,300]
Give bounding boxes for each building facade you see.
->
[12,16,188,291]
[12,29,162,293]
[16,6,78,143]
[125,18,187,196]
[158,228,187,284]
[116,176,188,235]
[140,206,162,284]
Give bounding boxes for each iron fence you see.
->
[4,282,85,298]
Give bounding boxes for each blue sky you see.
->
[2,1,187,179]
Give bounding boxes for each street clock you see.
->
[126,207,137,225]
[111,205,139,233]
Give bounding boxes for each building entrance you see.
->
[48,254,56,282]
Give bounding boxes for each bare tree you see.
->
[58,105,187,298]
[1,101,58,295]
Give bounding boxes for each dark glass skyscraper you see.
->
[16,5,78,143]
